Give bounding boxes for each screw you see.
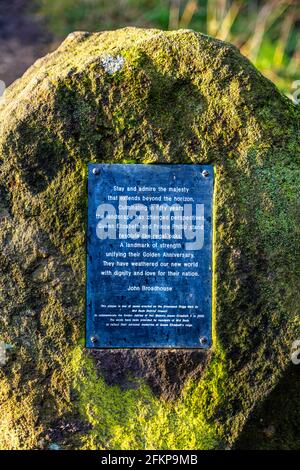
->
[202,169,209,178]
[90,336,98,344]
[199,336,208,346]
[92,167,100,175]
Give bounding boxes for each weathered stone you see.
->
[236,365,300,450]
[0,27,299,450]
[91,349,209,400]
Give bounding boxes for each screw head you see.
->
[199,336,208,346]
[202,169,209,178]
[92,167,100,175]
[90,336,98,344]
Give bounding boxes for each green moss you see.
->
[0,28,299,449]
[67,346,223,450]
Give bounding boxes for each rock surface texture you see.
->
[0,28,299,450]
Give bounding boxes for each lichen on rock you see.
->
[0,27,299,450]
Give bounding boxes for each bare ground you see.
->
[0,0,53,86]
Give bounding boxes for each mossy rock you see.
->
[236,364,300,450]
[0,28,299,450]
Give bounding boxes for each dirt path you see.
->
[0,0,53,87]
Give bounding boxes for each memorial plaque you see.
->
[86,164,213,349]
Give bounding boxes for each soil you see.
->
[0,0,53,86]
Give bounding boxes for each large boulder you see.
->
[0,28,299,450]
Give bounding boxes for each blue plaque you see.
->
[86,164,213,349]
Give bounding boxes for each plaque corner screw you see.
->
[92,167,100,175]
[199,336,208,346]
[202,169,209,178]
[91,336,98,344]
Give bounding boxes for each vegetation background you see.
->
[35,0,299,95]
[1,1,299,94]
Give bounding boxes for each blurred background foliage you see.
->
[35,0,300,95]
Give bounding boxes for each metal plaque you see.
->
[86,164,213,349]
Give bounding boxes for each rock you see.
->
[236,365,300,449]
[90,349,209,400]
[0,27,299,450]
